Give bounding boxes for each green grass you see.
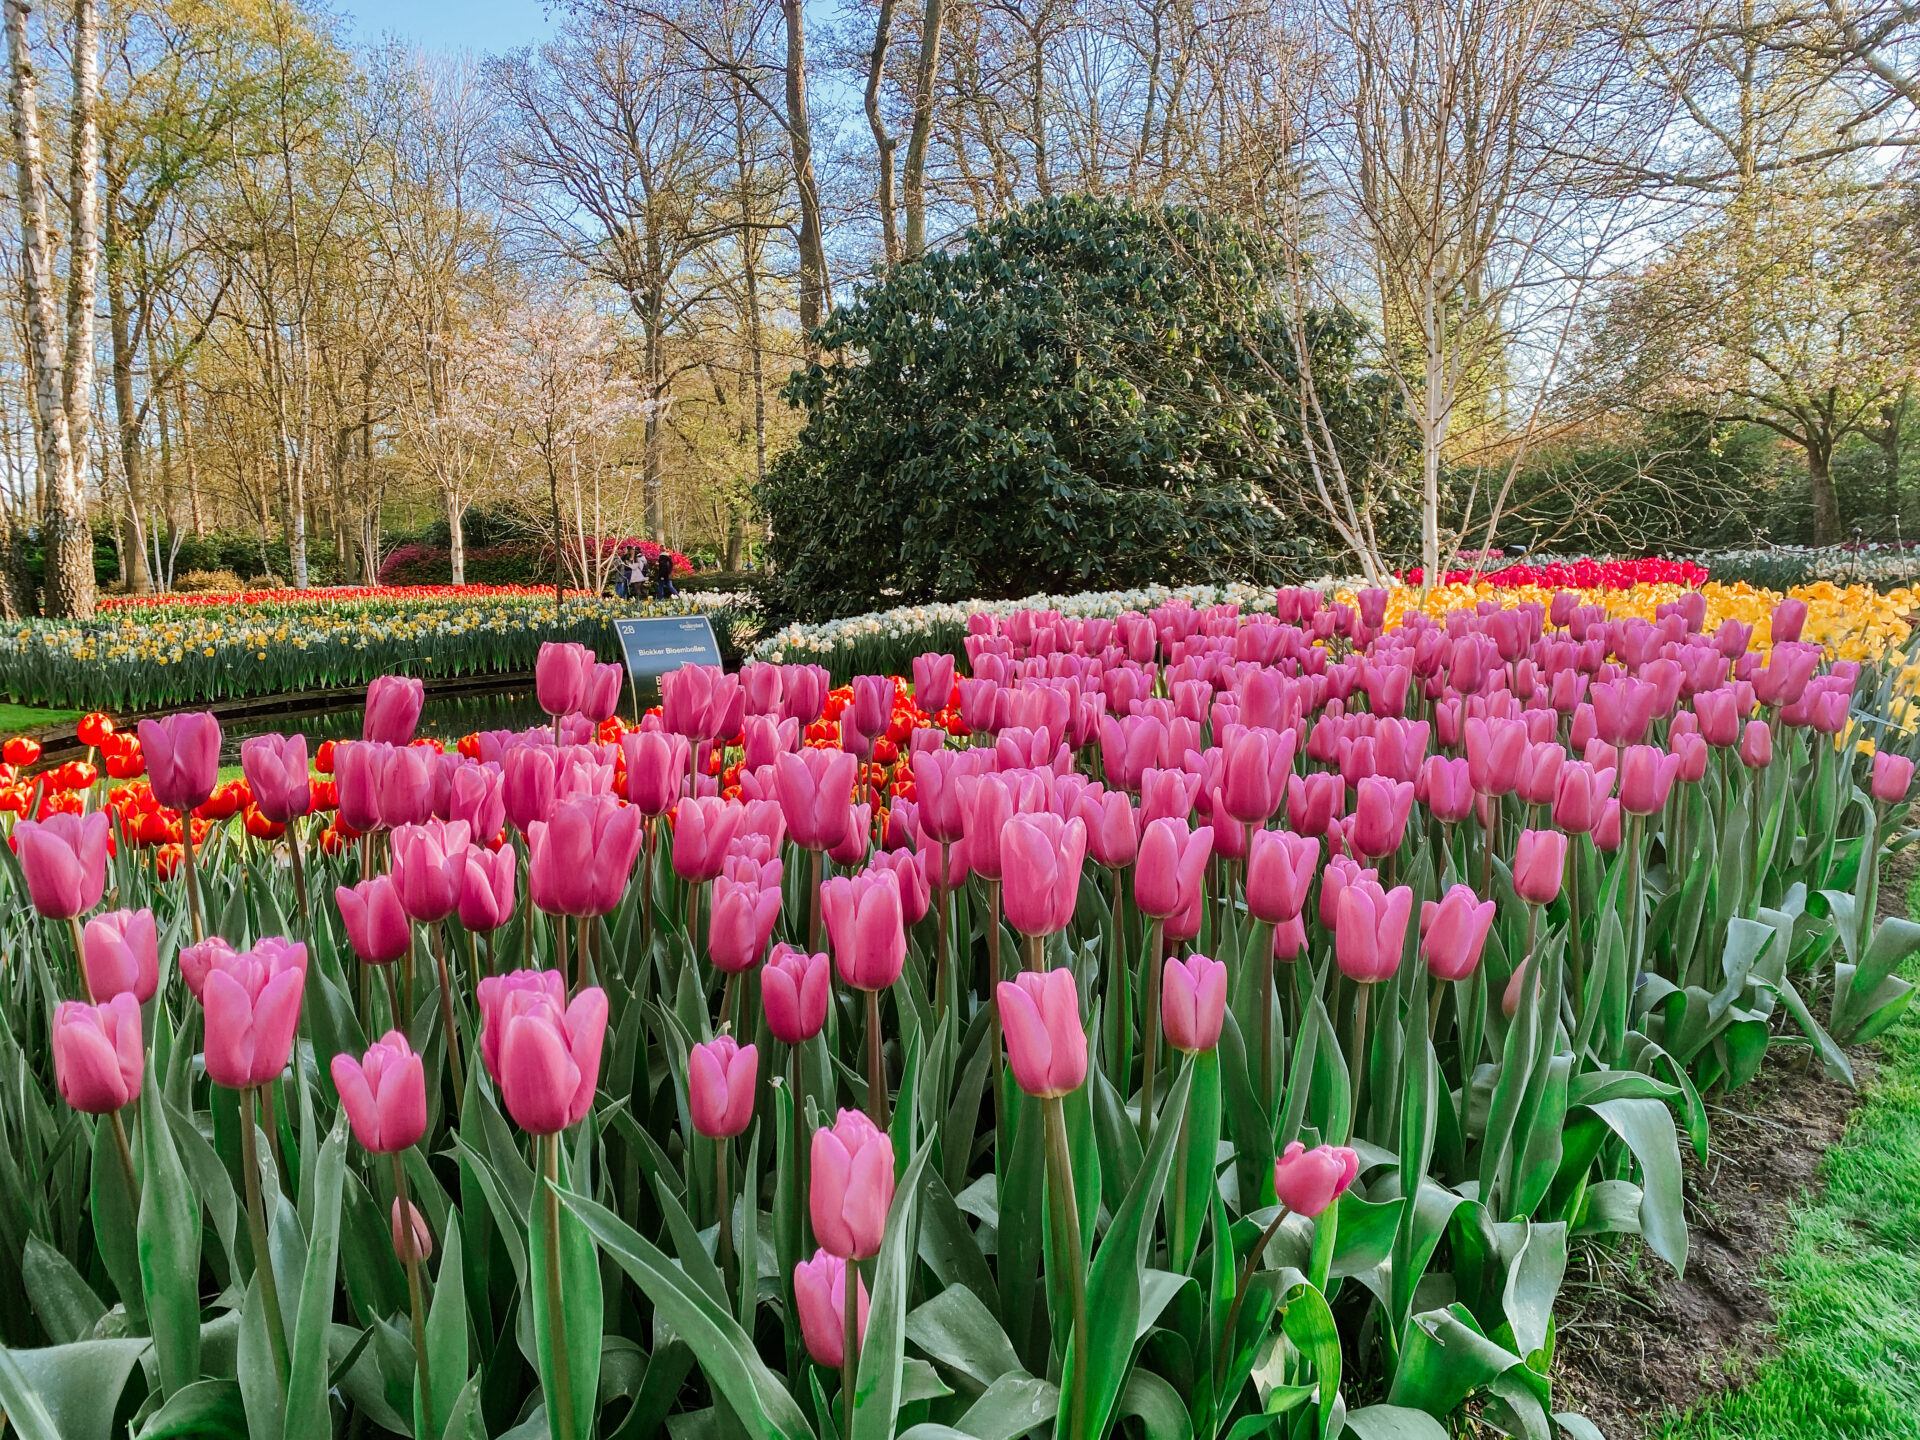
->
[1655,884,1920,1440]
[0,701,84,734]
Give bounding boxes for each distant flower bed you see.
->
[1693,543,1920,591]
[1,590,754,712]
[100,582,594,613]
[1401,556,1709,589]
[377,537,694,588]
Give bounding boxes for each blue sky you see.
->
[344,0,555,55]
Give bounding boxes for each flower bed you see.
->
[1690,543,1920,592]
[0,588,1912,1438]
[0,589,755,711]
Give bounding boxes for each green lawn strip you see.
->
[0,701,85,734]
[1654,879,1920,1440]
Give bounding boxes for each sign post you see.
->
[611,615,723,721]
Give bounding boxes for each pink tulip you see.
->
[1419,755,1474,823]
[1134,816,1213,919]
[822,867,907,991]
[178,936,235,1001]
[502,745,558,834]
[477,970,607,1134]
[1465,716,1526,796]
[336,876,412,965]
[828,801,873,866]
[1272,1141,1359,1218]
[1098,713,1167,793]
[1873,750,1916,804]
[1349,776,1415,860]
[619,730,688,816]
[530,793,645,917]
[1618,745,1682,816]
[1740,720,1773,769]
[1671,731,1709,784]
[1286,770,1345,836]
[537,641,594,718]
[1592,798,1623,852]
[1071,785,1137,870]
[447,761,506,842]
[82,908,159,1003]
[1513,829,1567,905]
[53,995,144,1114]
[364,675,425,745]
[1515,742,1564,808]
[448,837,512,929]
[868,847,930,925]
[1000,812,1088,937]
[1551,762,1614,835]
[1771,596,1808,643]
[1219,726,1295,824]
[913,747,970,844]
[1421,885,1495,981]
[202,940,307,1089]
[330,1031,427,1153]
[241,733,312,822]
[390,819,471,924]
[581,663,625,723]
[776,748,858,852]
[1139,766,1203,830]
[377,745,437,830]
[334,741,387,832]
[795,1251,869,1367]
[709,861,784,973]
[392,1199,434,1263]
[763,944,830,1044]
[1335,880,1412,983]
[1247,829,1318,924]
[811,1108,895,1259]
[1162,954,1227,1053]
[14,811,111,919]
[781,666,829,726]
[688,1036,757,1138]
[997,967,1089,1098]
[1318,854,1377,931]
[139,711,221,814]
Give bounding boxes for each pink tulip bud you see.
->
[828,801,873,866]
[822,867,906,991]
[392,1198,434,1263]
[1419,755,1474,824]
[241,733,312,822]
[138,711,221,814]
[177,935,235,1001]
[1515,742,1564,808]
[1000,813,1088,937]
[82,907,159,1003]
[447,761,506,842]
[763,943,830,1044]
[1671,731,1709,784]
[1318,854,1377,931]
[775,748,858,852]
[868,847,930,925]
[53,995,143,1114]
[794,1250,869,1367]
[1421,885,1495,981]
[364,675,425,745]
[337,876,412,964]
[1550,762,1613,835]
[1219,726,1295,824]
[390,819,471,924]
[1162,954,1227,1053]
[1873,750,1916,804]
[13,811,111,919]
[476,969,607,1134]
[377,744,437,830]
[1134,816,1212,919]
[1740,720,1773,769]
[1285,770,1345,836]
[1512,829,1567,905]
[1335,879,1412,983]
[1617,745,1681,816]
[202,940,307,1089]
[997,967,1089,1098]
[1247,829,1318,924]
[502,745,558,834]
[1465,716,1527,797]
[1273,1141,1359,1218]
[1349,776,1415,860]
[530,793,644,917]
[330,1031,427,1153]
[536,641,593,718]
[458,845,517,932]
[619,730,689,816]
[911,652,955,714]
[1072,785,1138,870]
[709,861,784,973]
[1139,766,1203,830]
[581,663,624,723]
[811,1108,895,1259]
[1771,597,1808,643]
[688,1036,757,1138]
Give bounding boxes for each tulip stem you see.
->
[640,820,655,953]
[810,848,824,958]
[1139,917,1164,1145]
[1259,923,1276,1113]
[468,929,484,989]
[288,820,309,928]
[541,1134,579,1440]
[792,1044,811,1252]
[1107,868,1132,1089]
[841,1257,859,1440]
[1350,982,1371,1144]
[241,1086,291,1389]
[180,812,205,944]
[393,1152,433,1432]
[68,915,92,1002]
[865,988,888,1132]
[430,925,465,1111]
[575,912,592,991]
[986,879,1006,1158]
[716,1138,734,1297]
[1213,1203,1291,1385]
[383,962,404,1035]
[934,847,949,1022]
[1041,1096,1089,1440]
[1427,985,1445,1040]
[110,1107,140,1211]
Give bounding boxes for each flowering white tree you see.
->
[490,294,657,603]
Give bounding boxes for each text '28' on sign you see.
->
[612,615,722,682]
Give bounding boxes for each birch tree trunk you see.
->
[901,0,946,258]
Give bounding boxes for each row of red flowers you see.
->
[1398,557,1710,590]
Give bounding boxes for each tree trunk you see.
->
[782,0,831,346]
[1880,386,1907,536]
[1808,438,1840,546]
[446,490,465,585]
[902,0,946,258]
[865,0,900,264]
[104,163,152,594]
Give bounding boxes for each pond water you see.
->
[217,687,557,765]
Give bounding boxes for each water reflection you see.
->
[218,688,554,764]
